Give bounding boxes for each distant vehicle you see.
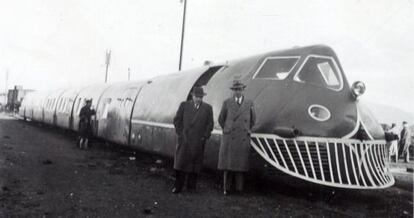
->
[19,45,394,189]
[6,86,33,113]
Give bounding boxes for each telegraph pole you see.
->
[178,0,187,71]
[128,67,131,81]
[105,50,111,83]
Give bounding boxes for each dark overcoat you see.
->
[79,106,96,138]
[173,101,214,173]
[218,97,256,172]
[399,127,411,156]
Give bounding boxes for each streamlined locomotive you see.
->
[19,45,394,189]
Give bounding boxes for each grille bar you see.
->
[257,138,269,159]
[378,145,390,182]
[250,133,394,189]
[294,140,308,177]
[316,142,325,182]
[334,143,342,184]
[348,145,360,186]
[360,143,377,187]
[342,143,351,185]
[273,139,287,169]
[366,144,381,186]
[283,140,298,174]
[326,142,334,182]
[264,139,279,165]
[305,141,316,179]
[379,145,390,182]
[371,144,386,185]
[378,145,388,182]
[356,143,368,187]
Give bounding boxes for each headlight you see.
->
[351,81,366,99]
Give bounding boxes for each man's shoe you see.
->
[172,188,181,194]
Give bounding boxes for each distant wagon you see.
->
[19,45,394,189]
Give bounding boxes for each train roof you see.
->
[212,44,337,68]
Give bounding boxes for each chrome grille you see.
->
[251,133,394,189]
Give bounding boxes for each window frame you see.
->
[252,56,301,80]
[293,55,344,91]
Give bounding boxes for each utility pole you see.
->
[128,67,131,81]
[178,0,187,71]
[105,50,111,83]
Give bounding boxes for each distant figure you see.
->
[399,121,411,163]
[78,99,96,149]
[14,101,21,113]
[388,123,399,162]
[218,79,256,195]
[172,86,214,194]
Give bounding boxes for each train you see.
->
[19,45,394,189]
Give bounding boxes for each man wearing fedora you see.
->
[218,79,256,195]
[78,98,96,149]
[172,86,214,193]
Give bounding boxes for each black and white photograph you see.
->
[0,0,413,217]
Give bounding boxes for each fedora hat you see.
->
[191,86,206,97]
[230,79,246,90]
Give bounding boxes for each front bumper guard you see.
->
[251,133,394,189]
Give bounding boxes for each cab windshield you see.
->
[294,55,343,91]
[253,56,300,80]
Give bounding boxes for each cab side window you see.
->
[294,56,342,91]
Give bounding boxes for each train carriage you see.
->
[43,89,66,126]
[70,84,111,133]
[22,91,51,122]
[95,81,145,145]
[129,66,223,156]
[55,87,84,130]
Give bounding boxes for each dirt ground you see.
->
[0,112,413,217]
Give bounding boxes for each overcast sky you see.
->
[0,0,413,113]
